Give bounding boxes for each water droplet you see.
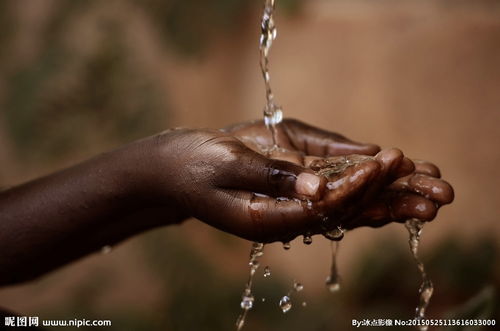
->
[302,235,313,245]
[279,295,292,313]
[302,301,307,307]
[261,298,266,302]
[323,226,345,241]
[240,294,254,310]
[264,108,283,127]
[325,276,341,293]
[293,282,304,292]
[101,245,112,254]
[263,266,271,277]
[282,242,291,250]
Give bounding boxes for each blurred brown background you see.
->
[0,0,498,330]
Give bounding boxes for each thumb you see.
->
[217,148,325,200]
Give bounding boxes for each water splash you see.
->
[236,242,265,330]
[405,219,433,331]
[260,0,283,146]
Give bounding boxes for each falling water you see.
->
[260,0,283,147]
[325,240,342,293]
[235,2,284,328]
[236,242,265,330]
[263,266,271,277]
[240,1,436,329]
[308,156,364,294]
[279,280,304,313]
[405,219,433,331]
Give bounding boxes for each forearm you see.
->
[0,139,182,285]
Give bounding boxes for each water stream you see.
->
[260,0,283,147]
[236,242,265,330]
[235,2,285,329]
[236,1,434,329]
[405,219,433,331]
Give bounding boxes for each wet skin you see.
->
[0,118,453,285]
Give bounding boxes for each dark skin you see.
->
[0,119,453,286]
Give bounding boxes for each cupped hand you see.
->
[146,119,443,243]
[226,119,453,235]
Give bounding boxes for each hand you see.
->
[147,119,436,242]
[0,118,454,284]
[224,119,453,234]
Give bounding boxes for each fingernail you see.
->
[296,173,321,197]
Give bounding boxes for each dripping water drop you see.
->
[240,294,254,310]
[263,266,271,277]
[293,281,304,292]
[279,295,292,313]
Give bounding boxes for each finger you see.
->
[387,193,438,221]
[374,148,408,182]
[217,148,325,200]
[394,157,415,178]
[211,160,384,242]
[282,119,381,157]
[389,174,454,206]
[345,193,438,229]
[319,159,381,209]
[308,150,407,216]
[355,148,412,201]
[413,160,441,178]
[408,174,454,205]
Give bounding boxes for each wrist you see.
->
[111,132,188,225]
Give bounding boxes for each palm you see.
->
[225,118,381,160]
